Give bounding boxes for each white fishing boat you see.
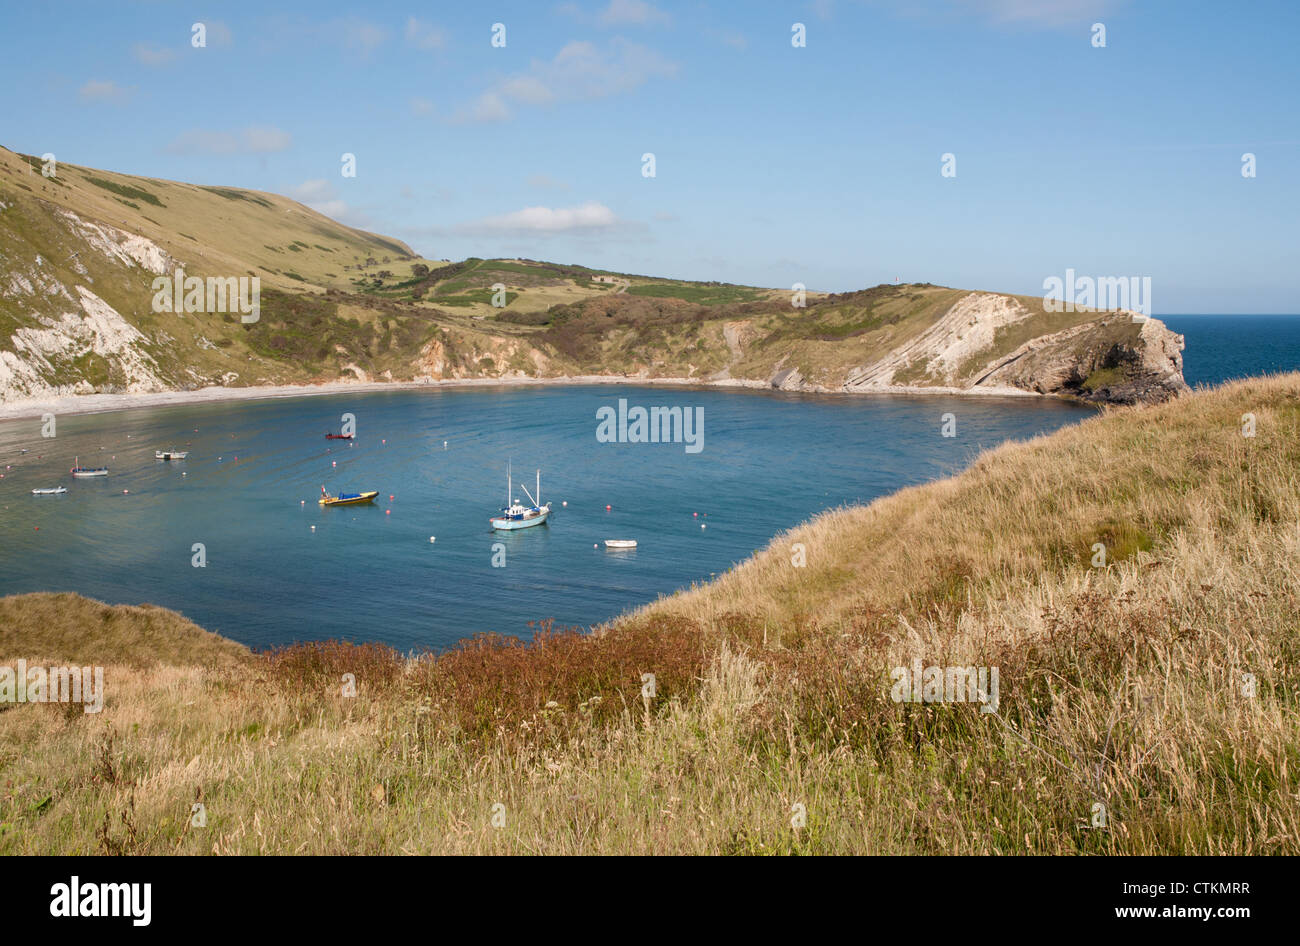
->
[155,448,188,460]
[604,539,637,549]
[32,486,67,495]
[489,463,551,531]
[70,457,108,477]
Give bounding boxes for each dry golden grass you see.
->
[2,375,1298,854]
[0,592,248,669]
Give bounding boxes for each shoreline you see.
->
[0,374,1054,422]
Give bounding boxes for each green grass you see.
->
[201,186,274,209]
[625,282,765,305]
[83,176,165,207]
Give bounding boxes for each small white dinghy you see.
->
[32,487,67,495]
[604,539,637,549]
[156,448,188,460]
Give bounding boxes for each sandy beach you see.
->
[0,373,1046,423]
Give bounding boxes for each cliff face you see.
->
[834,292,1187,403]
[1,146,1188,409]
[974,313,1188,405]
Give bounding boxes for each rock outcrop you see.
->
[841,292,1187,404]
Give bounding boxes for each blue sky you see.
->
[3,0,1298,312]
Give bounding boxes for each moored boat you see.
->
[325,433,353,440]
[490,464,552,531]
[318,486,378,507]
[70,457,108,477]
[604,539,637,549]
[32,486,67,495]
[156,448,189,460]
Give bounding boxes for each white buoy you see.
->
[429,536,436,543]
[701,523,707,529]
[443,441,447,448]
[562,501,567,507]
[311,525,316,532]
[332,461,336,467]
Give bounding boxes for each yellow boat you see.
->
[318,487,378,507]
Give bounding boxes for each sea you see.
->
[0,313,1293,651]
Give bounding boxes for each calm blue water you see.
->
[4,314,1294,653]
[0,385,1090,651]
[1162,314,1300,388]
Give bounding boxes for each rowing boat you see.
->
[604,539,637,549]
[70,456,108,477]
[32,487,67,495]
[318,487,378,507]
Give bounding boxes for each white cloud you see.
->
[78,80,133,104]
[499,75,554,105]
[598,0,672,27]
[454,38,678,122]
[453,92,511,124]
[410,97,435,116]
[290,179,336,203]
[404,17,446,51]
[287,179,367,225]
[165,125,292,155]
[131,43,177,66]
[456,201,622,235]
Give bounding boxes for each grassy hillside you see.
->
[1,146,1181,404]
[2,375,1295,854]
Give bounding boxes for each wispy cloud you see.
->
[78,80,134,105]
[453,39,678,122]
[131,43,177,66]
[409,97,435,116]
[961,0,1125,25]
[287,179,373,227]
[453,201,624,236]
[598,0,672,27]
[164,126,292,155]
[527,174,570,192]
[560,0,672,27]
[208,20,234,46]
[869,0,1127,28]
[259,16,386,60]
[404,17,446,51]
[289,179,346,218]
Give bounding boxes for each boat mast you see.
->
[536,469,541,506]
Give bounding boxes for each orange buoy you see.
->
[385,509,391,515]
[605,504,612,511]
[389,494,394,501]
